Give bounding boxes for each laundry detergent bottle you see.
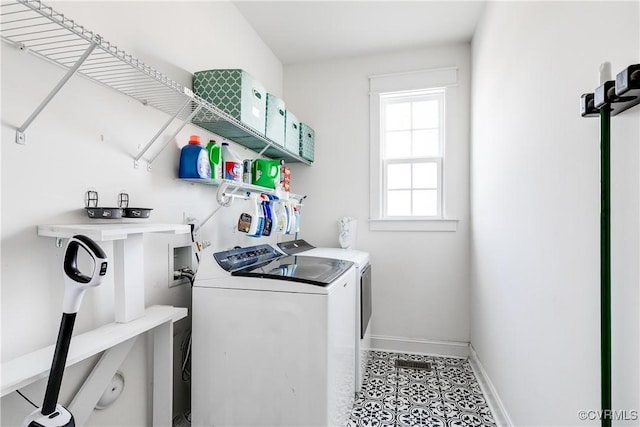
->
[252,159,281,189]
[206,140,222,180]
[221,142,242,182]
[179,135,211,179]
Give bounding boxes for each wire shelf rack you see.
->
[1,0,310,165]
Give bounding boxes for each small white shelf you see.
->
[37,223,190,241]
[38,223,190,323]
[1,305,187,397]
[180,178,305,201]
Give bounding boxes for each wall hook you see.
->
[581,64,640,117]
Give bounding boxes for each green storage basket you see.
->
[284,110,300,155]
[299,123,315,162]
[265,93,286,146]
[192,69,266,135]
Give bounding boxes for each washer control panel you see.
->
[214,244,282,272]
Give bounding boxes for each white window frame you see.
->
[380,89,445,219]
[369,67,459,232]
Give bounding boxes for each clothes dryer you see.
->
[277,239,371,393]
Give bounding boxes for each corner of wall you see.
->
[468,345,513,427]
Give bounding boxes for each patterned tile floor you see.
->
[347,351,497,427]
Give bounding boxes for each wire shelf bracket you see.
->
[133,97,191,169]
[15,40,97,144]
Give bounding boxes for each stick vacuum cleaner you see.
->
[23,235,108,427]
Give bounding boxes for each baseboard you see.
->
[468,344,513,427]
[368,334,470,358]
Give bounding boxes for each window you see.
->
[381,90,444,218]
[369,67,459,232]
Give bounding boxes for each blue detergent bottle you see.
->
[179,135,211,179]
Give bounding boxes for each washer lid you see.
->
[232,255,354,286]
[303,247,370,268]
[278,240,370,268]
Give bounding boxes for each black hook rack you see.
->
[579,63,639,427]
[581,64,640,117]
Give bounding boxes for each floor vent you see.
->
[395,359,432,371]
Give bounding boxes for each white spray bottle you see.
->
[284,200,295,234]
[273,197,287,234]
[237,193,265,237]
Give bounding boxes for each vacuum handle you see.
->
[63,235,107,286]
[62,235,108,313]
[41,313,76,416]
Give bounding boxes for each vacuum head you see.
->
[24,404,74,427]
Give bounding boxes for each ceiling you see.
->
[233,1,487,65]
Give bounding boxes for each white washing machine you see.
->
[192,244,356,427]
[277,240,371,393]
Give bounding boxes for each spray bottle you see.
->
[237,193,265,237]
[283,200,295,234]
[273,197,287,234]
[292,205,301,234]
[267,195,279,236]
[261,195,274,236]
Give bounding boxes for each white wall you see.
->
[1,2,282,425]
[471,2,639,425]
[284,44,471,350]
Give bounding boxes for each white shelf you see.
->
[180,178,305,201]
[0,0,311,164]
[1,305,187,397]
[37,223,190,241]
[38,223,190,323]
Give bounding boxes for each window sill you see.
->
[369,218,458,232]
